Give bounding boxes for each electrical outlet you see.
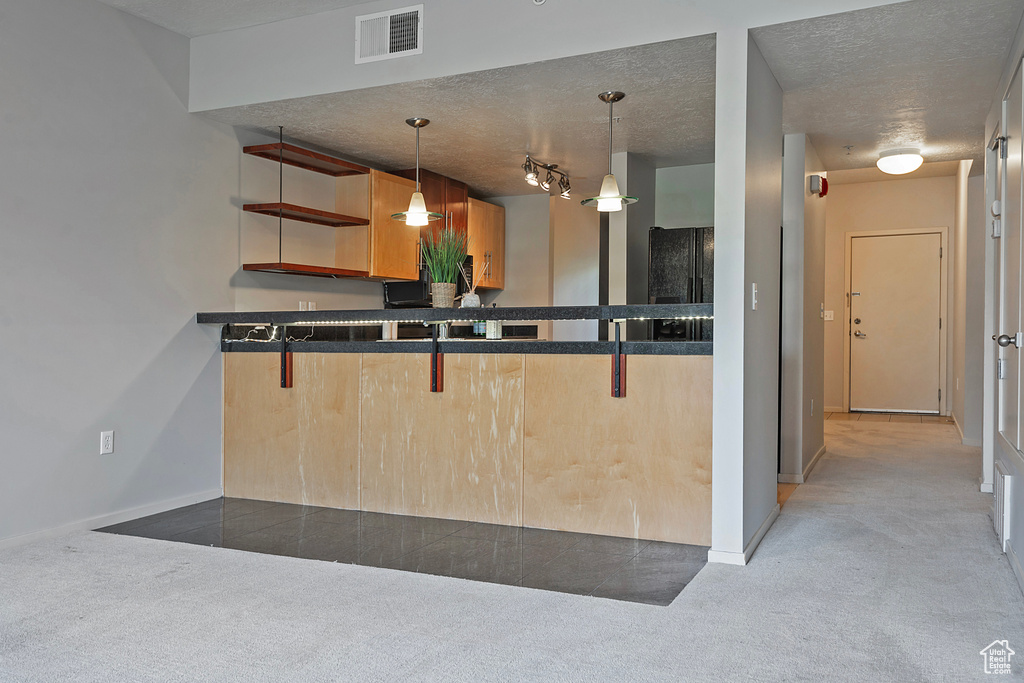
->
[299,301,308,311]
[824,310,834,321]
[100,431,114,455]
[307,301,316,311]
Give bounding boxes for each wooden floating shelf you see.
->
[243,203,369,227]
[243,143,370,177]
[243,262,370,279]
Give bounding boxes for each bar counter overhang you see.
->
[198,304,713,545]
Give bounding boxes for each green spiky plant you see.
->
[421,228,468,284]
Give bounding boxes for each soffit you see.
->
[201,36,717,199]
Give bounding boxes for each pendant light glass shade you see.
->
[582,91,638,212]
[392,118,444,225]
[876,148,923,175]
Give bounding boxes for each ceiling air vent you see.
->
[355,5,423,64]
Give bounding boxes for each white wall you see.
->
[655,163,716,228]
[823,176,957,410]
[187,0,908,114]
[709,31,783,564]
[964,174,986,445]
[550,195,601,340]
[0,0,240,542]
[780,135,826,482]
[951,161,972,436]
[486,194,552,340]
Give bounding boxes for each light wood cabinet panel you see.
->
[359,353,525,525]
[467,197,505,290]
[522,354,713,545]
[336,170,420,280]
[369,170,420,280]
[223,353,361,509]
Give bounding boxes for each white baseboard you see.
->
[825,405,844,414]
[0,488,223,551]
[778,444,827,485]
[804,444,826,481]
[707,504,781,566]
[953,413,965,441]
[778,444,827,484]
[1008,541,1024,599]
[981,481,994,494]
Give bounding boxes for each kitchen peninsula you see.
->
[198,304,713,545]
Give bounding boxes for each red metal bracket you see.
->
[430,324,444,392]
[281,349,293,389]
[612,322,626,398]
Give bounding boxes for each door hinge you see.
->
[938,388,942,402]
[940,246,943,258]
[939,318,942,329]
[1000,136,1008,160]
[998,358,1006,380]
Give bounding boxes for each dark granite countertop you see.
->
[199,304,713,356]
[221,339,712,356]
[196,303,713,325]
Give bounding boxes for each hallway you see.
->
[1,421,1022,680]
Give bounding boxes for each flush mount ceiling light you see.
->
[521,155,572,199]
[391,118,444,226]
[876,148,924,175]
[582,91,638,212]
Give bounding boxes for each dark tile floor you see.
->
[97,498,708,606]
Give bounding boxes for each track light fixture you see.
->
[521,155,571,199]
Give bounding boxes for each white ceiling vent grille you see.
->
[355,5,423,64]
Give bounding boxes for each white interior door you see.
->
[849,233,942,413]
[999,63,1023,450]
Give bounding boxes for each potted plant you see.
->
[421,228,467,308]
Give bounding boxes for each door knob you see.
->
[996,334,1017,348]
[854,330,867,338]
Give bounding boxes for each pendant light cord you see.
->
[278,126,283,264]
[415,126,421,192]
[607,100,613,175]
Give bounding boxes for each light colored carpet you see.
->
[1,422,1021,682]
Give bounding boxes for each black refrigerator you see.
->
[648,226,713,341]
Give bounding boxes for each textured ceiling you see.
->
[95,0,370,36]
[827,160,961,185]
[202,36,718,199]
[753,0,1024,171]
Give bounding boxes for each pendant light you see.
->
[582,91,637,212]
[391,118,444,226]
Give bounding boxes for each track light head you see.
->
[558,175,571,199]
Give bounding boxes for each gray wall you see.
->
[549,195,601,340]
[740,36,784,546]
[964,174,986,445]
[710,30,783,560]
[780,134,826,482]
[0,0,239,542]
[655,164,715,228]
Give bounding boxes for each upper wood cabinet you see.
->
[468,198,505,290]
[397,168,469,240]
[335,169,421,281]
